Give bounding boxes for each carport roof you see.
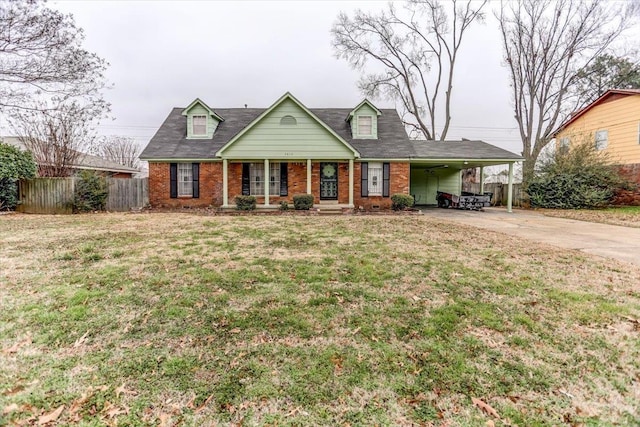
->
[410,139,523,161]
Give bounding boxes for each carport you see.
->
[409,140,523,212]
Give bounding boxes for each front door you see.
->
[320,162,338,200]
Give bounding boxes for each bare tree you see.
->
[0,0,108,112]
[332,0,487,140]
[11,102,97,177]
[497,0,637,183]
[93,136,141,170]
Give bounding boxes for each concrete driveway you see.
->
[423,207,640,266]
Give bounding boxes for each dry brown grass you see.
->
[1,212,640,425]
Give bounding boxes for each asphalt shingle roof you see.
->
[140,107,522,161]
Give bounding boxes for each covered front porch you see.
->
[220,159,356,209]
[410,159,518,212]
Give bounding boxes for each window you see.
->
[558,137,570,152]
[358,116,372,135]
[637,122,640,145]
[280,115,297,125]
[177,163,193,196]
[249,162,280,195]
[595,130,608,150]
[192,115,207,135]
[368,162,383,196]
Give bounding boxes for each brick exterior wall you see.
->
[353,162,410,209]
[149,160,411,209]
[148,162,222,208]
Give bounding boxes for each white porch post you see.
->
[264,159,270,206]
[222,159,229,207]
[479,166,484,194]
[348,159,354,207]
[306,159,312,194]
[507,162,514,213]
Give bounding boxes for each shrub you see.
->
[391,193,414,210]
[73,170,108,212]
[293,194,314,210]
[527,139,631,209]
[279,201,289,211]
[0,142,37,210]
[235,195,256,211]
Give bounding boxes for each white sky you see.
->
[41,1,635,155]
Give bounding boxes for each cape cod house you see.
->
[140,92,521,211]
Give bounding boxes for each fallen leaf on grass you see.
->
[38,405,64,425]
[3,337,32,354]
[2,384,25,396]
[73,330,90,348]
[195,394,214,413]
[472,397,500,418]
[115,383,137,397]
[2,403,19,415]
[102,401,129,418]
[158,413,172,427]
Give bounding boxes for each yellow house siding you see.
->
[557,96,640,164]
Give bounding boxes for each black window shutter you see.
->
[192,163,200,198]
[241,163,250,195]
[280,163,288,196]
[361,162,368,197]
[382,162,390,197]
[170,163,178,198]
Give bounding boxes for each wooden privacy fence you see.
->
[18,177,149,214]
[462,182,525,207]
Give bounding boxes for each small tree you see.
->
[527,138,630,209]
[72,170,108,212]
[11,102,99,177]
[0,142,37,210]
[92,136,141,169]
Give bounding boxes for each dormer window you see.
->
[193,115,207,135]
[359,116,372,136]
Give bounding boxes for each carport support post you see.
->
[306,159,312,194]
[348,159,354,207]
[479,166,484,194]
[264,159,270,206]
[507,162,514,213]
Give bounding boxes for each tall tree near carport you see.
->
[331,0,488,141]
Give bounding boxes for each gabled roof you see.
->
[553,89,640,136]
[215,92,359,157]
[181,98,225,122]
[2,137,139,174]
[346,99,382,121]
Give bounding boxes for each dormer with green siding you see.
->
[182,98,225,139]
[347,99,382,140]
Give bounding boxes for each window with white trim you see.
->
[177,163,193,196]
[595,130,608,150]
[192,115,207,135]
[637,122,640,144]
[249,162,280,195]
[358,116,372,135]
[368,162,383,196]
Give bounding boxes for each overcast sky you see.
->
[44,1,637,155]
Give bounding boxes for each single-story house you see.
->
[2,136,139,178]
[140,92,522,210]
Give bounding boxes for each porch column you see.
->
[507,162,514,213]
[306,159,312,194]
[222,159,229,207]
[348,159,354,207]
[479,166,484,194]
[264,159,270,206]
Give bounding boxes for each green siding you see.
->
[352,103,378,139]
[185,104,219,139]
[410,166,461,204]
[222,98,354,160]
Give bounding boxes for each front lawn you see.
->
[541,206,640,228]
[1,213,639,425]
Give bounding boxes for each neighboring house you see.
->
[553,89,640,180]
[140,92,521,210]
[2,137,139,178]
